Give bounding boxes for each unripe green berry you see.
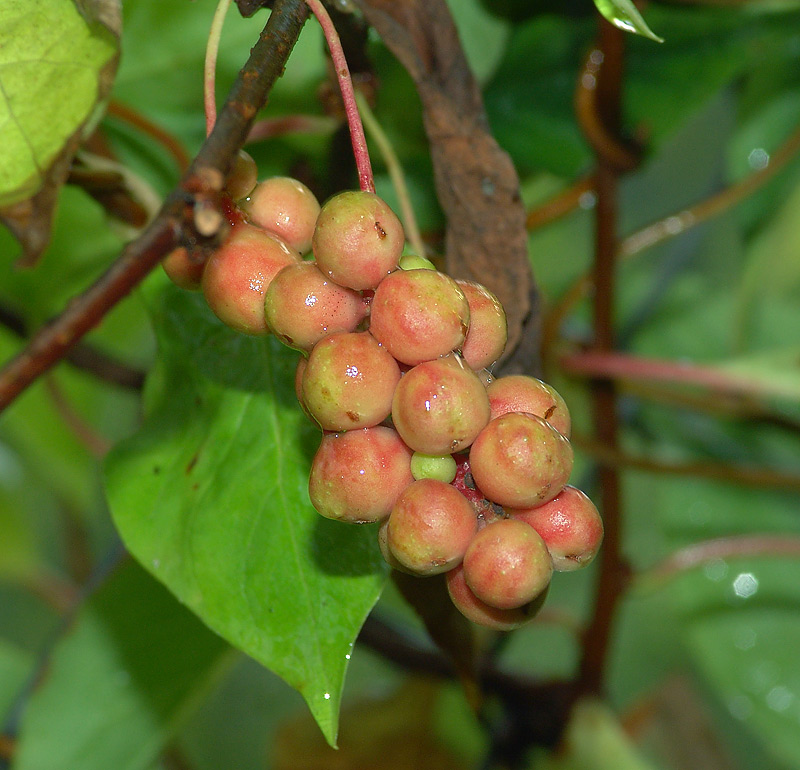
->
[410,452,457,483]
[399,253,436,271]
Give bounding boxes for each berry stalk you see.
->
[304,0,375,193]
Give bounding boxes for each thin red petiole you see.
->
[304,0,375,193]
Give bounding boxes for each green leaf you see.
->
[0,0,119,206]
[673,560,800,768]
[104,281,387,747]
[13,559,228,770]
[592,0,663,42]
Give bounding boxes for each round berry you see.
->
[225,150,258,201]
[309,426,413,523]
[391,355,491,454]
[487,375,571,437]
[387,479,477,576]
[508,486,603,571]
[468,412,573,508]
[302,331,400,431]
[455,280,507,370]
[312,191,404,290]
[162,246,204,291]
[242,176,321,254]
[202,223,301,335]
[446,564,548,631]
[462,518,552,609]
[369,269,470,366]
[410,452,457,483]
[264,261,368,352]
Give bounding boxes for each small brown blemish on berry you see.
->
[374,221,386,239]
[346,410,360,423]
[544,405,556,421]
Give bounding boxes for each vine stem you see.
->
[304,0,375,193]
[204,0,233,136]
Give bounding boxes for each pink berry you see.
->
[391,355,491,454]
[386,479,477,576]
[487,375,571,437]
[201,222,301,335]
[312,191,405,290]
[309,426,413,523]
[455,280,508,370]
[162,246,204,291]
[264,261,368,352]
[462,519,552,609]
[242,176,321,254]
[302,331,400,431]
[508,486,604,571]
[468,412,573,508]
[446,564,548,631]
[369,269,470,365]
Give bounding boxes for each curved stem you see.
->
[204,0,233,136]
[355,90,425,256]
[304,0,374,193]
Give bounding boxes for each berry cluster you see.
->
[164,155,603,631]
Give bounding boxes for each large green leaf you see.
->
[13,559,228,770]
[104,281,387,746]
[672,559,800,769]
[0,0,118,206]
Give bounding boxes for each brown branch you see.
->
[576,21,629,698]
[525,173,596,232]
[0,0,310,413]
[0,300,145,390]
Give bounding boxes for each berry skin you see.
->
[386,479,477,576]
[162,247,204,291]
[462,518,552,609]
[309,426,413,523]
[508,485,603,571]
[446,564,549,630]
[312,191,405,290]
[202,222,301,335]
[487,375,571,438]
[399,253,436,271]
[225,150,258,201]
[391,355,491,455]
[264,261,368,353]
[302,331,400,431]
[410,452,457,483]
[242,176,321,254]
[369,269,470,366]
[455,280,508,370]
[468,412,573,508]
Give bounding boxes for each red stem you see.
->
[304,0,375,193]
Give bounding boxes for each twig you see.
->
[355,90,426,256]
[304,0,374,193]
[525,173,596,231]
[44,376,113,457]
[106,101,190,173]
[573,433,800,492]
[0,302,145,390]
[246,113,337,143]
[0,0,310,413]
[560,349,770,400]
